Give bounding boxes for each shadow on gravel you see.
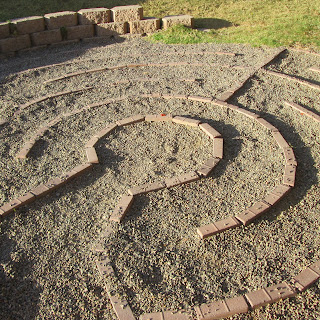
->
[0,36,126,83]
[0,234,41,320]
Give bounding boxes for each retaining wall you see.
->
[0,6,194,57]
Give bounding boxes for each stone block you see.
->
[0,34,31,53]
[162,15,194,29]
[66,24,94,40]
[78,8,111,24]
[11,16,45,35]
[129,18,160,34]
[31,29,62,46]
[44,11,78,30]
[111,5,143,22]
[0,22,10,39]
[95,22,128,37]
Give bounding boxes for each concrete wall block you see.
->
[111,5,143,22]
[0,34,31,53]
[11,16,45,35]
[78,8,111,24]
[129,18,160,34]
[44,11,78,30]
[31,29,62,46]
[0,22,10,39]
[95,22,128,37]
[66,24,94,40]
[162,15,194,29]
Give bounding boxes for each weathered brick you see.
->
[283,147,297,166]
[256,117,279,132]
[30,184,50,197]
[195,300,229,319]
[162,15,194,29]
[224,296,249,316]
[116,114,144,126]
[95,22,128,37]
[199,123,221,139]
[264,282,296,302]
[129,18,160,34]
[111,5,143,23]
[17,192,35,205]
[0,199,22,216]
[66,24,94,40]
[78,8,111,25]
[44,11,78,30]
[94,123,118,139]
[292,268,319,291]
[0,22,10,39]
[31,29,62,46]
[213,137,223,159]
[0,34,31,53]
[172,116,201,127]
[86,147,99,164]
[140,310,191,320]
[110,195,134,222]
[245,288,271,309]
[272,131,290,149]
[197,223,218,239]
[11,16,45,35]
[108,292,135,320]
[145,114,173,122]
[128,181,166,195]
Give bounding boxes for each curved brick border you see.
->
[284,101,320,123]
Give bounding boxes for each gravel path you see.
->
[0,37,319,319]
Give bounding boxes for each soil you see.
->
[0,36,319,320]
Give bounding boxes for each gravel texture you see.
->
[0,37,319,319]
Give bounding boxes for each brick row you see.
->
[197,157,221,177]
[197,217,240,239]
[245,282,296,309]
[116,114,145,126]
[145,114,173,122]
[109,194,134,222]
[284,101,320,122]
[266,70,320,91]
[199,123,221,139]
[309,66,320,73]
[173,116,201,127]
[0,163,93,217]
[128,181,166,196]
[86,147,99,164]
[140,309,192,320]
[195,295,248,319]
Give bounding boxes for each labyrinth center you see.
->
[0,37,319,319]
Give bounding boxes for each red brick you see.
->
[86,147,99,164]
[116,114,144,126]
[108,292,135,320]
[235,108,260,119]
[218,91,233,101]
[164,176,182,188]
[292,268,319,291]
[85,137,99,148]
[235,201,270,225]
[72,163,93,174]
[188,96,213,103]
[177,171,200,184]
[0,199,22,216]
[110,194,134,222]
[271,184,291,197]
[284,164,296,176]
[213,138,223,159]
[309,260,320,275]
[195,300,229,319]
[283,148,297,166]
[256,117,279,132]
[94,123,118,139]
[199,123,221,139]
[214,216,241,232]
[283,175,295,187]
[235,209,257,226]
[224,295,249,316]
[145,114,173,122]
[245,289,271,309]
[264,192,282,206]
[172,116,201,127]
[272,131,290,149]
[17,192,35,205]
[45,177,64,191]
[30,184,50,197]
[128,181,166,195]
[265,282,296,302]
[140,310,191,320]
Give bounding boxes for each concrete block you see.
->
[11,16,45,35]
[31,29,62,46]
[44,11,78,30]
[162,15,194,29]
[0,34,31,53]
[78,8,111,25]
[0,22,10,39]
[66,24,94,40]
[129,18,160,34]
[95,22,128,37]
[111,5,143,22]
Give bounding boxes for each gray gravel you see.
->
[0,37,319,320]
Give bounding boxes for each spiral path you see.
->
[0,38,319,319]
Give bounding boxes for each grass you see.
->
[0,0,319,48]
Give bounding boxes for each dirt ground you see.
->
[0,36,319,319]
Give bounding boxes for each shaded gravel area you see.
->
[0,37,319,319]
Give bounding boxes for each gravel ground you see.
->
[0,37,319,320]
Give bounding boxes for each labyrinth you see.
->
[0,37,320,319]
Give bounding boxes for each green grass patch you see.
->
[0,0,319,49]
